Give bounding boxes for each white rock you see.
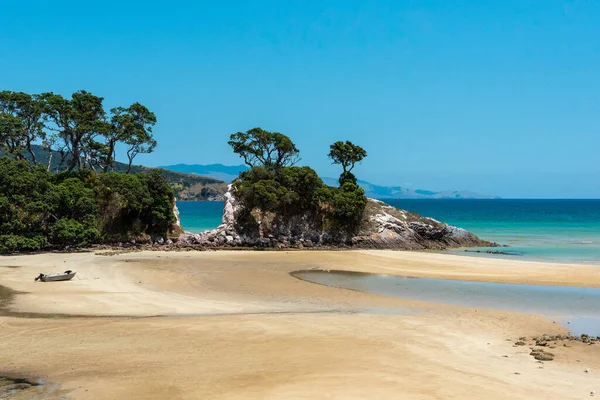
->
[172,198,181,228]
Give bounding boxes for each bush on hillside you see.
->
[232,165,367,236]
[0,157,177,252]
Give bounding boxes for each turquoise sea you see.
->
[177,199,600,264]
[177,202,225,233]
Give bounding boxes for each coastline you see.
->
[1,250,600,399]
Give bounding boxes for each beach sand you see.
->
[1,250,599,399]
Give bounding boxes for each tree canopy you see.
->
[228,127,300,170]
[0,90,157,173]
[0,157,177,253]
[328,141,367,174]
[0,91,46,164]
[231,130,368,236]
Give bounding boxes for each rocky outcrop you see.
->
[178,186,495,250]
[350,199,495,250]
[173,199,182,228]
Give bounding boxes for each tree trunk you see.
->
[103,141,116,173]
[47,149,53,171]
[26,140,37,166]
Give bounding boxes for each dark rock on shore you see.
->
[464,249,520,256]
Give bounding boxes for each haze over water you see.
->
[178,199,600,264]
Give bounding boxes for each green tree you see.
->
[328,141,367,175]
[50,218,99,247]
[124,129,157,174]
[41,90,109,172]
[0,91,46,163]
[108,103,157,173]
[141,169,176,236]
[0,113,24,159]
[228,128,300,171]
[0,158,56,251]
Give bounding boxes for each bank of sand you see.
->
[1,250,600,399]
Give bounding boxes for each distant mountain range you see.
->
[160,163,246,183]
[160,163,498,200]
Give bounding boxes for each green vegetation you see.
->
[228,127,300,170]
[230,128,368,234]
[0,88,368,252]
[0,89,181,253]
[1,142,228,202]
[0,157,177,253]
[0,90,156,173]
[328,140,367,174]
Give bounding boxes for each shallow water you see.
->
[293,270,600,336]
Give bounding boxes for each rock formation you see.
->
[178,186,495,250]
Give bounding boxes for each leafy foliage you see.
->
[230,131,368,236]
[328,141,367,174]
[0,157,177,253]
[228,127,300,170]
[0,91,46,164]
[107,103,157,173]
[0,90,157,173]
[0,143,228,201]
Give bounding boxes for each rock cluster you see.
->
[531,333,599,345]
[177,186,496,250]
[513,333,600,363]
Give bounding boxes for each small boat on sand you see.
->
[35,270,76,282]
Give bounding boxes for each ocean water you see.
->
[177,202,224,233]
[177,199,600,263]
[387,199,600,264]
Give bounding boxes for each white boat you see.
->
[35,270,76,282]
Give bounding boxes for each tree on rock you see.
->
[328,141,367,174]
[228,128,300,171]
[328,141,366,186]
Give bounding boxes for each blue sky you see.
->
[1,0,599,198]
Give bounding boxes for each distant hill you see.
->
[321,178,497,199]
[160,163,249,182]
[161,163,498,200]
[1,145,229,202]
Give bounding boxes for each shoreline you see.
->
[2,250,600,399]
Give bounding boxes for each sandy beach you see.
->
[2,250,600,399]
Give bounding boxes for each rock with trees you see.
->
[180,128,493,250]
[328,140,367,186]
[207,128,368,242]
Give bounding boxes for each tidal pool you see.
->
[292,270,600,336]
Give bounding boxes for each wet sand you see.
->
[1,250,600,399]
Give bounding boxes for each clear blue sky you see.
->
[2,0,599,198]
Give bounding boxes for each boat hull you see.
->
[40,273,76,282]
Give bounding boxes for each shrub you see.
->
[0,234,45,253]
[232,165,367,236]
[0,157,177,252]
[50,218,100,247]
